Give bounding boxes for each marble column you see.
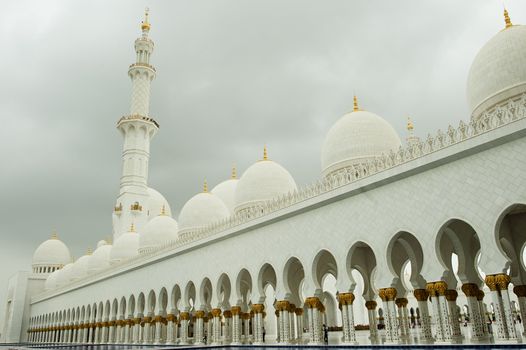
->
[243,313,251,343]
[165,314,176,344]
[445,289,463,341]
[295,308,304,343]
[513,285,526,336]
[305,297,323,345]
[179,312,190,345]
[223,310,232,344]
[486,274,519,342]
[251,304,265,344]
[210,308,222,345]
[231,307,242,345]
[206,314,212,344]
[413,289,433,343]
[379,287,399,344]
[338,292,357,344]
[365,300,379,341]
[434,281,453,342]
[395,298,410,340]
[193,311,205,345]
[276,300,291,343]
[461,283,486,342]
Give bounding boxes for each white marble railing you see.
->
[37,94,526,299]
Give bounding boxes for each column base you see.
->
[470,335,491,343]
[307,341,324,345]
[231,341,242,345]
[495,338,522,344]
[253,341,265,345]
[341,340,358,345]
[418,337,435,344]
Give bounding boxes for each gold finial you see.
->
[51,230,58,240]
[203,179,208,193]
[263,145,268,160]
[86,248,93,255]
[504,8,513,29]
[141,7,151,31]
[130,222,136,232]
[160,205,166,216]
[106,236,113,245]
[407,117,414,131]
[231,164,237,179]
[353,95,359,112]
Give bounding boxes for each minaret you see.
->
[113,9,159,239]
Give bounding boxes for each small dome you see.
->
[87,243,112,274]
[56,263,74,287]
[234,149,297,213]
[321,100,401,177]
[96,240,108,248]
[44,269,61,290]
[32,234,71,270]
[211,169,239,213]
[467,17,526,119]
[70,252,92,281]
[178,183,230,235]
[110,226,139,264]
[139,212,178,252]
[147,187,172,220]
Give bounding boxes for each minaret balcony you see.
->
[129,63,156,72]
[117,114,159,128]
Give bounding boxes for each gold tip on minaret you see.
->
[160,204,166,216]
[130,222,135,232]
[203,179,208,193]
[407,117,414,131]
[141,7,151,31]
[263,145,268,160]
[231,164,237,179]
[51,231,58,240]
[504,8,513,29]
[353,95,359,112]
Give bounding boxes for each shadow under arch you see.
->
[347,241,377,300]
[386,230,426,292]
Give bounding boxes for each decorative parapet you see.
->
[35,94,526,297]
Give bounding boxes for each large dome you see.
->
[178,184,230,235]
[467,15,526,119]
[211,168,239,213]
[32,234,71,271]
[87,242,112,274]
[321,100,401,177]
[234,150,297,213]
[139,212,178,252]
[110,226,139,264]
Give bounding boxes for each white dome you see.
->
[44,269,60,290]
[32,235,71,269]
[467,23,526,119]
[211,178,239,213]
[234,158,297,213]
[96,239,108,248]
[87,243,112,274]
[70,253,92,281]
[56,263,74,287]
[147,187,172,219]
[321,108,401,177]
[140,214,178,252]
[178,190,230,234]
[110,229,139,264]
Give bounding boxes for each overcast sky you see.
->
[1,0,524,327]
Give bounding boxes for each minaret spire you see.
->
[353,95,360,112]
[113,11,160,241]
[503,7,513,29]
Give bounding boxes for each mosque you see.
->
[2,7,526,346]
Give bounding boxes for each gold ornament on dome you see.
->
[141,7,151,31]
[130,202,142,211]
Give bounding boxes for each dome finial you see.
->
[353,95,360,112]
[503,7,513,29]
[51,230,58,240]
[407,117,414,131]
[263,145,268,160]
[86,247,93,255]
[160,204,166,216]
[203,179,208,193]
[141,7,151,32]
[130,222,136,232]
[231,163,237,179]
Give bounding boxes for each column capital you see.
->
[305,296,322,309]
[211,308,222,317]
[477,289,485,301]
[365,300,377,310]
[413,288,429,301]
[379,287,397,301]
[223,310,232,318]
[231,306,242,316]
[179,311,190,321]
[275,300,290,311]
[395,297,408,308]
[166,314,176,322]
[194,310,205,319]
[434,281,448,295]
[294,307,304,315]
[251,303,265,314]
[485,275,499,291]
[337,292,355,305]
[496,273,511,290]
[461,283,479,297]
[513,285,526,298]
[445,289,458,301]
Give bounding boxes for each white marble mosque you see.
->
[3,7,526,347]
